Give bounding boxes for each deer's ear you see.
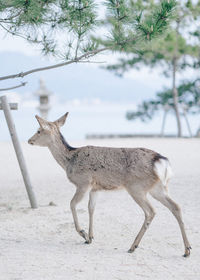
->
[54,112,69,128]
[35,115,51,130]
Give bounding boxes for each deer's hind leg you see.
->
[70,185,89,242]
[127,188,156,253]
[150,183,191,257]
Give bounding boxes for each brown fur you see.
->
[28,113,191,257]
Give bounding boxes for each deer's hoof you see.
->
[85,237,93,244]
[183,246,192,257]
[128,245,138,254]
[79,230,88,241]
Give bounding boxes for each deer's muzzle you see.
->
[28,139,34,145]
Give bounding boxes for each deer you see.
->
[28,112,191,257]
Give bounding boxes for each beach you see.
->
[0,138,199,280]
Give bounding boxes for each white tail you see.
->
[28,113,191,257]
[154,158,173,186]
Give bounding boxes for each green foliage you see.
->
[97,0,176,51]
[105,0,200,136]
[0,0,55,25]
[126,79,200,122]
[135,0,176,41]
[105,0,200,75]
[126,100,159,122]
[105,25,199,76]
[0,0,177,59]
[0,0,98,58]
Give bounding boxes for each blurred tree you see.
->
[126,79,200,136]
[105,0,200,137]
[0,0,176,84]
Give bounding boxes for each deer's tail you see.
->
[153,156,173,186]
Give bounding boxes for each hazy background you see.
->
[1,33,199,141]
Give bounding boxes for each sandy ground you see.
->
[0,138,199,280]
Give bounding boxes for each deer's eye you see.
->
[37,131,40,134]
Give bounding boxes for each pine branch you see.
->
[0,82,27,91]
[96,0,176,52]
[0,0,177,81]
[127,78,200,122]
[0,22,42,44]
[126,100,160,122]
[0,48,108,81]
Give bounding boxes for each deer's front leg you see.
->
[85,190,98,244]
[70,186,89,242]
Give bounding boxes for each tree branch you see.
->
[0,82,27,91]
[0,10,23,22]
[0,22,42,44]
[0,48,109,81]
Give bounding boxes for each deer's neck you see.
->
[48,133,76,170]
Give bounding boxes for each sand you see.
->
[0,138,199,280]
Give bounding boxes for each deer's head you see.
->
[28,113,68,147]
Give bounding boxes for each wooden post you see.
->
[0,95,37,209]
[0,102,18,110]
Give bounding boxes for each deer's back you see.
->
[67,146,161,190]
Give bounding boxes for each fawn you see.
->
[28,113,191,257]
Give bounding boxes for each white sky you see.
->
[1,22,199,95]
[0,28,199,139]
[0,30,169,88]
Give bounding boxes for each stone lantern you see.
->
[34,79,51,120]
